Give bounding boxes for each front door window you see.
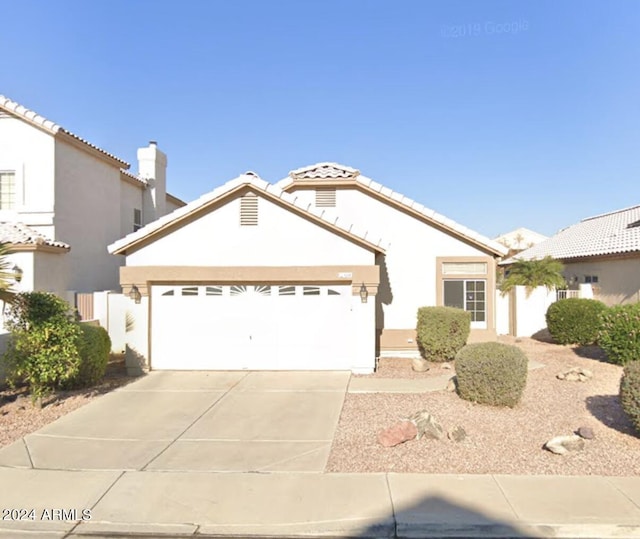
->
[443,279,486,328]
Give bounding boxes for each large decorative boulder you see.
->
[544,435,585,455]
[377,421,418,447]
[407,410,444,440]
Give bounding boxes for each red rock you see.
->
[377,421,418,447]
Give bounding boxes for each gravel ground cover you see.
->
[0,356,132,448]
[327,335,640,475]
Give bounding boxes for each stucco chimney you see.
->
[138,141,167,222]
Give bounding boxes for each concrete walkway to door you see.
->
[0,371,350,473]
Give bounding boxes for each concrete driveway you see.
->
[0,371,350,473]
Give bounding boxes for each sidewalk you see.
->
[2,468,640,538]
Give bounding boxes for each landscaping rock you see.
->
[448,426,467,442]
[577,426,595,440]
[446,376,457,392]
[407,410,445,440]
[377,421,418,447]
[544,435,585,455]
[557,367,593,382]
[411,357,430,372]
[442,363,452,370]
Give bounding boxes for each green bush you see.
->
[3,292,83,404]
[455,342,528,407]
[598,303,640,365]
[620,361,640,435]
[545,298,607,345]
[64,325,111,389]
[416,306,471,362]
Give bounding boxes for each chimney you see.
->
[138,140,167,222]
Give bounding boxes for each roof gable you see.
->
[289,162,360,180]
[278,164,507,257]
[502,204,640,263]
[108,173,387,255]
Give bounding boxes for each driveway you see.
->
[0,371,350,473]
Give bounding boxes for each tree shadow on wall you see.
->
[375,253,393,357]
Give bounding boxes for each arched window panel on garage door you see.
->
[230,285,272,297]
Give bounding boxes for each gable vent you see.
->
[315,187,336,207]
[240,192,258,226]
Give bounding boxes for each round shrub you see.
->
[545,298,607,345]
[64,325,112,389]
[599,303,640,365]
[2,292,82,404]
[417,306,471,362]
[620,361,640,435]
[455,342,528,407]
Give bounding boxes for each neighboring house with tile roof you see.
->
[0,95,185,297]
[501,205,640,305]
[494,227,548,257]
[108,163,507,374]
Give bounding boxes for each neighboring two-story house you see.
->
[0,95,185,300]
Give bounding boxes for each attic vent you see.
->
[627,219,640,229]
[315,187,336,207]
[240,192,258,226]
[0,111,11,119]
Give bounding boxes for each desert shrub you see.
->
[416,306,471,362]
[545,298,607,345]
[2,292,82,404]
[455,342,528,407]
[598,303,640,365]
[620,361,640,435]
[63,325,111,389]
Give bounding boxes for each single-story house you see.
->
[109,164,507,374]
[502,204,640,306]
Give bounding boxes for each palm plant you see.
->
[500,256,566,296]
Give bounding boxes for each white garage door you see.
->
[151,284,354,370]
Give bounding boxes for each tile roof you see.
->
[120,168,148,186]
[108,173,387,255]
[0,95,129,167]
[501,205,640,264]
[289,162,360,180]
[0,222,70,250]
[278,164,508,257]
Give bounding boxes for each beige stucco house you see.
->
[109,163,507,374]
[504,204,640,306]
[0,95,185,298]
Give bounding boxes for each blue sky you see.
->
[2,0,639,238]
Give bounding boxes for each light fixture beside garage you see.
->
[129,284,142,304]
[359,283,368,303]
[12,264,22,283]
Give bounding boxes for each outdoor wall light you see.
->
[359,282,368,303]
[12,264,22,283]
[129,284,142,304]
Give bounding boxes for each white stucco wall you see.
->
[513,285,556,337]
[54,139,124,292]
[165,197,184,214]
[120,180,144,239]
[126,193,375,267]
[292,187,492,329]
[0,117,55,233]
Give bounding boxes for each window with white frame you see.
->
[133,208,142,232]
[0,172,16,210]
[443,279,486,325]
[584,275,599,284]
